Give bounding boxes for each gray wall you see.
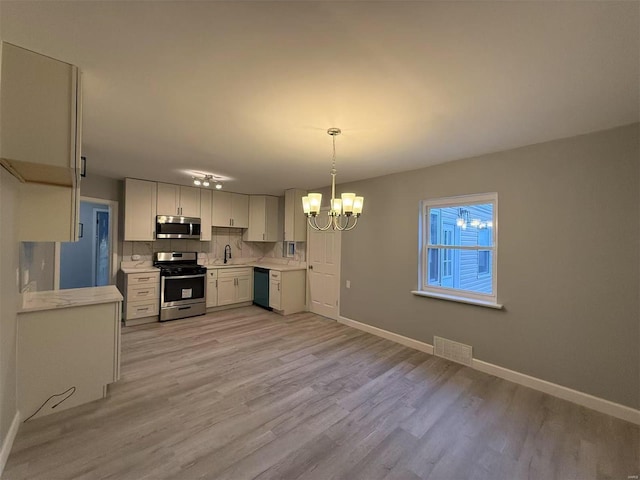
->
[336,124,639,409]
[80,172,121,202]
[0,168,19,454]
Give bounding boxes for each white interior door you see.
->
[308,212,341,320]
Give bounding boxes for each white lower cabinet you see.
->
[269,269,306,315]
[17,298,121,420]
[206,269,218,307]
[216,268,253,306]
[122,270,160,325]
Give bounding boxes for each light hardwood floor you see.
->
[4,306,639,479]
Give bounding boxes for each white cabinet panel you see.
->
[231,193,249,228]
[206,269,218,307]
[1,42,81,186]
[200,189,212,241]
[124,178,157,241]
[269,271,281,311]
[156,183,179,216]
[245,195,278,242]
[122,270,160,322]
[2,43,83,242]
[236,273,252,303]
[284,189,307,242]
[269,269,305,315]
[18,182,80,242]
[217,276,236,306]
[212,191,249,228]
[179,186,201,217]
[17,301,121,420]
[216,268,253,306]
[157,184,201,217]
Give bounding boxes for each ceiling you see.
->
[2,1,638,195]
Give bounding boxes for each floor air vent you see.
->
[434,336,473,366]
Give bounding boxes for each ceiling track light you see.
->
[193,174,221,189]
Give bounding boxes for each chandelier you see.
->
[302,128,364,231]
[193,174,222,189]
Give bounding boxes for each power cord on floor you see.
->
[23,386,76,423]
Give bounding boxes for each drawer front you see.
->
[127,284,158,301]
[270,270,281,281]
[128,272,160,286]
[126,300,159,319]
[218,268,252,278]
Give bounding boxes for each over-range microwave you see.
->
[156,216,201,239]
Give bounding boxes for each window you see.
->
[415,192,499,307]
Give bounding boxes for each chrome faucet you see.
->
[224,244,232,264]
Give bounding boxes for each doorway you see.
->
[56,197,118,289]
[307,210,342,320]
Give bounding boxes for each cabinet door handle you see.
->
[137,290,149,295]
[229,218,232,226]
[278,283,280,291]
[263,233,265,240]
[137,307,149,312]
[137,277,151,282]
[215,279,218,287]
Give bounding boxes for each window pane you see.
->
[429,203,493,247]
[428,210,440,245]
[428,248,439,282]
[478,249,492,276]
[427,247,493,294]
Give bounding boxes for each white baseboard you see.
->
[338,316,434,355]
[0,410,20,477]
[338,316,640,425]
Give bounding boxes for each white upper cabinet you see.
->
[157,183,201,217]
[244,195,279,242]
[284,188,307,242]
[2,42,83,242]
[212,191,249,228]
[0,42,81,186]
[200,189,212,241]
[124,179,157,241]
[231,193,249,228]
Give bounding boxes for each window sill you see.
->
[411,290,503,310]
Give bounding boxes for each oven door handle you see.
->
[163,274,206,280]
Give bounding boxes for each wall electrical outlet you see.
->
[346,280,351,289]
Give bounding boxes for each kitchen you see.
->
[0,2,638,478]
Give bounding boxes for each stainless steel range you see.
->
[154,252,207,321]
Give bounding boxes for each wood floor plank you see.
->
[3,306,638,480]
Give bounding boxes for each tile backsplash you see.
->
[121,227,306,264]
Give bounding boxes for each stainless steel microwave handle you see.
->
[164,274,206,280]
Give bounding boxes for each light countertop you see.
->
[205,263,306,272]
[20,285,124,313]
[120,266,160,274]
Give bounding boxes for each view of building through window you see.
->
[420,193,497,302]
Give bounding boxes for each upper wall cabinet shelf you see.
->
[157,183,201,217]
[211,191,249,228]
[284,188,307,242]
[244,195,279,242]
[0,42,82,187]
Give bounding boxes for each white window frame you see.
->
[413,192,502,309]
